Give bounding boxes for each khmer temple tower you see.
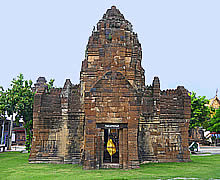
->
[29,6,191,169]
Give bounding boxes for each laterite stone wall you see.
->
[29,6,191,169]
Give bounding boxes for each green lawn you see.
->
[0,152,219,180]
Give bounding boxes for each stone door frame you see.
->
[96,123,128,169]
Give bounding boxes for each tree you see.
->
[0,74,54,151]
[0,86,7,144]
[10,74,34,151]
[190,91,212,129]
[208,108,220,133]
[47,79,55,93]
[0,74,34,150]
[0,84,19,149]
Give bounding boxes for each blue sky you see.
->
[0,0,219,99]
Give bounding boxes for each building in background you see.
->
[0,114,25,147]
[208,90,220,110]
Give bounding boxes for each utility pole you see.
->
[7,114,14,150]
[1,119,5,144]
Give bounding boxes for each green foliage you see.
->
[0,74,54,152]
[190,91,212,129]
[6,74,34,151]
[0,86,7,120]
[208,108,220,133]
[47,79,55,92]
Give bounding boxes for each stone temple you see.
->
[29,6,191,169]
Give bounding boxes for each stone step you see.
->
[102,163,120,169]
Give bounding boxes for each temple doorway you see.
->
[103,128,119,163]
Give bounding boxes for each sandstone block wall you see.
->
[83,71,141,169]
[29,80,84,164]
[30,6,191,170]
[138,78,191,163]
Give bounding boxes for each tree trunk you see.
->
[1,119,5,144]
[7,114,13,150]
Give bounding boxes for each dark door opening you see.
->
[103,128,119,163]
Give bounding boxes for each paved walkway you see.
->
[199,146,220,155]
[2,145,220,154]
[4,145,26,152]
[190,146,220,156]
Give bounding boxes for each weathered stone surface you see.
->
[139,83,191,163]
[29,6,191,169]
[29,80,84,164]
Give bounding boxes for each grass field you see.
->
[0,152,220,180]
